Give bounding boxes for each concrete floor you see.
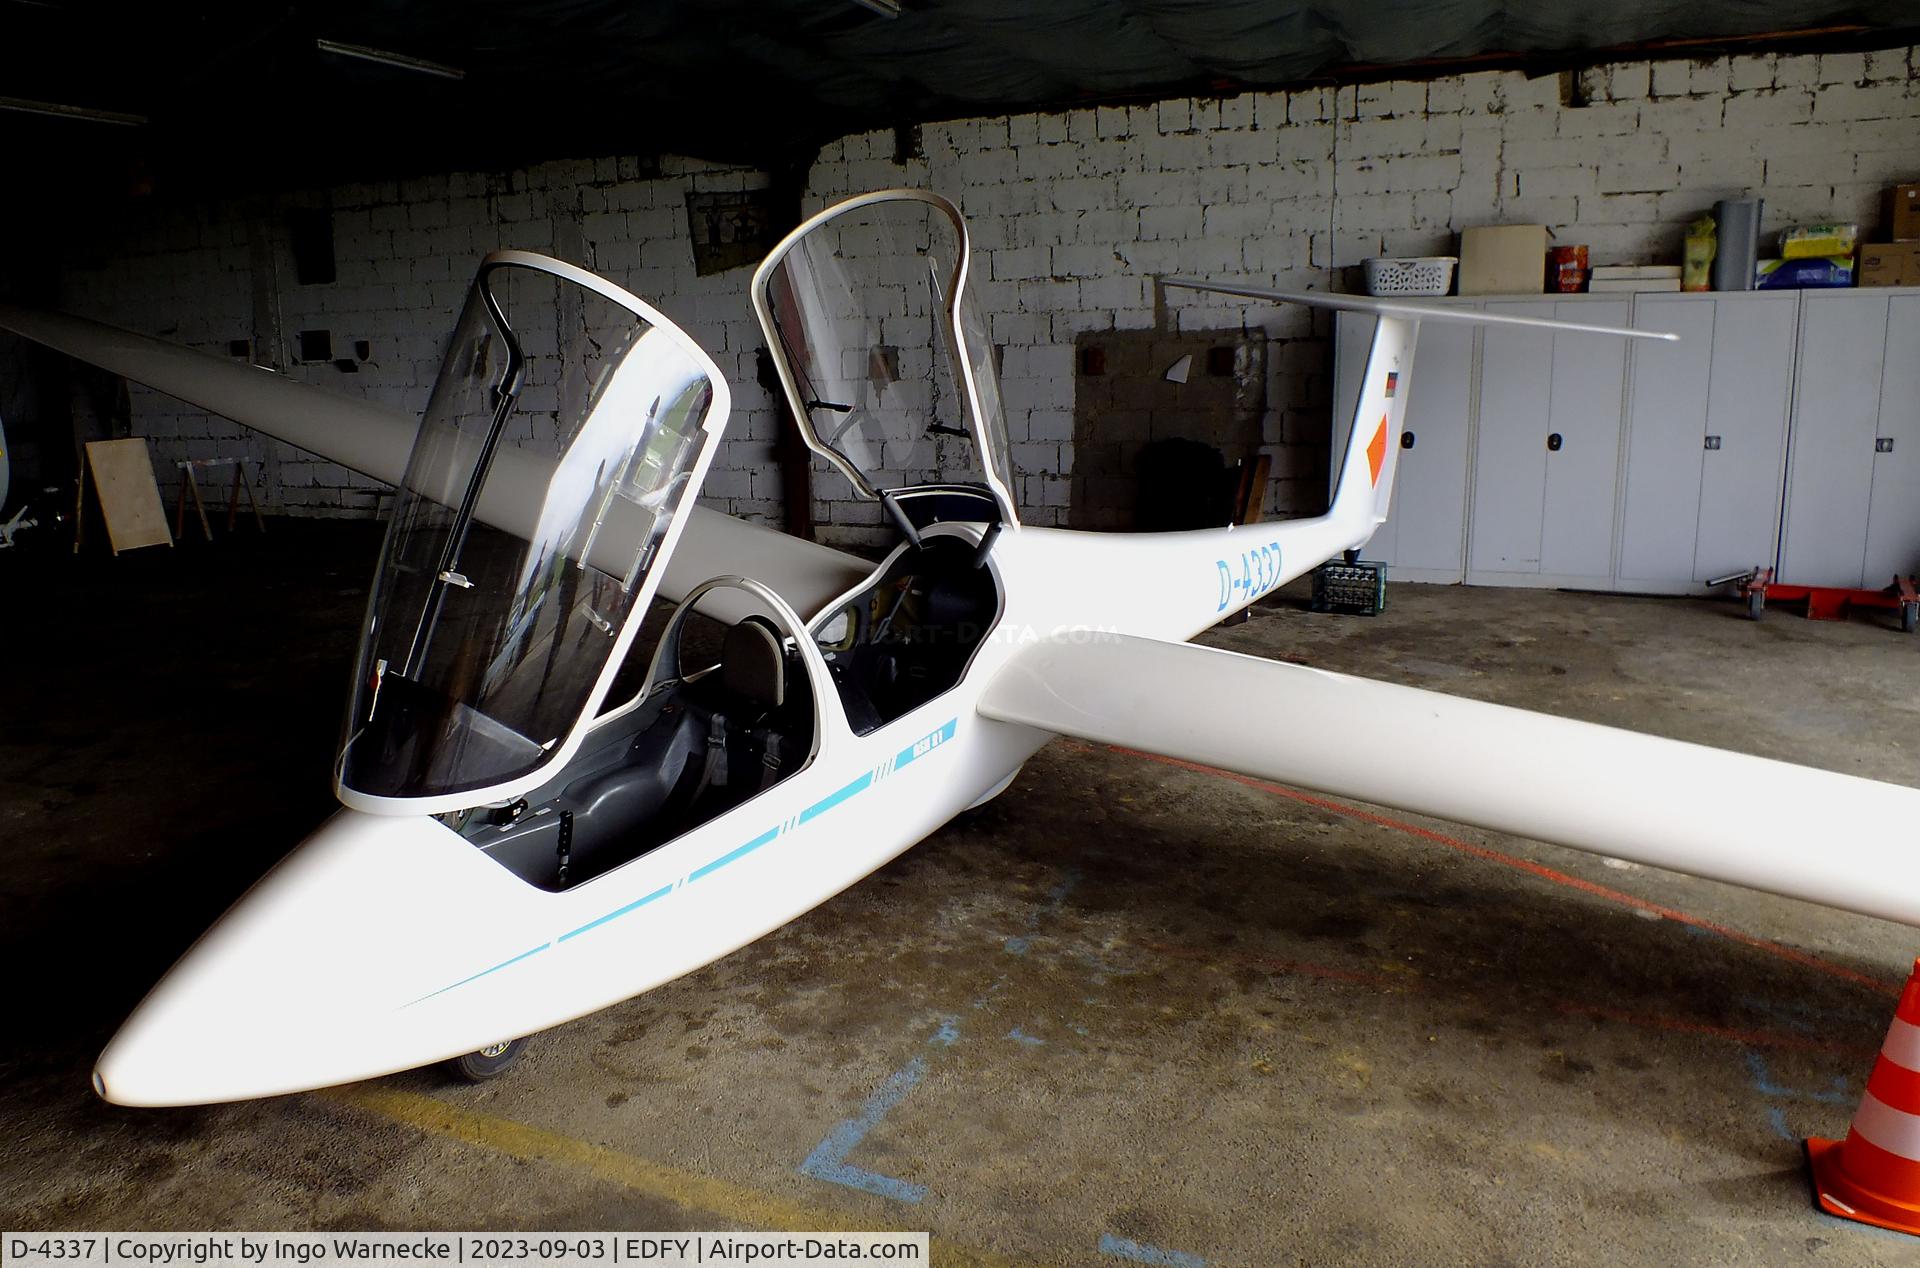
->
[3,523,1918,1265]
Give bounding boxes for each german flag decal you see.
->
[1366,416,1389,486]
[1385,371,1399,398]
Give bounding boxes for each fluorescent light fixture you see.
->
[851,0,901,16]
[315,38,466,81]
[0,95,145,126]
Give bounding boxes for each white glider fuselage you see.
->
[92,511,1339,1106]
[65,195,1392,1107]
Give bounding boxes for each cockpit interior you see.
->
[455,585,820,892]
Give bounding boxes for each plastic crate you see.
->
[1363,256,1457,297]
[1311,560,1387,615]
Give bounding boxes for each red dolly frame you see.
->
[1725,568,1920,633]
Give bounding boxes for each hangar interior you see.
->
[3,2,1920,1264]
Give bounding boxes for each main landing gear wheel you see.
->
[447,1037,529,1082]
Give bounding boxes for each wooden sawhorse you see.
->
[173,457,266,541]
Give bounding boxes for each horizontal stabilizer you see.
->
[1160,278,1680,341]
[0,303,868,619]
[979,633,1920,926]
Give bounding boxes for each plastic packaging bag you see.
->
[1781,224,1860,259]
[1684,216,1716,292]
[1755,255,1856,289]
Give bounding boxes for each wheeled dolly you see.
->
[1711,568,1919,633]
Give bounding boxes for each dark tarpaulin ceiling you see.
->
[1,0,1915,190]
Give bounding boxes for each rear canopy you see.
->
[751,190,1019,529]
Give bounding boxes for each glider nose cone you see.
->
[92,1027,196,1108]
[92,809,502,1107]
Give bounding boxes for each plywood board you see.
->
[1232,454,1270,525]
[85,438,172,555]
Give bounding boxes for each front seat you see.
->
[685,616,796,816]
[720,615,787,715]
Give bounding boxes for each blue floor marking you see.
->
[999,867,1079,958]
[931,1017,961,1047]
[1006,1026,1045,1047]
[1098,1234,1205,1267]
[1745,1051,1851,1104]
[557,884,674,942]
[687,828,781,884]
[1746,1049,1852,1150]
[798,1055,930,1204]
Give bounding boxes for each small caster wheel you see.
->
[1746,590,1764,621]
[1902,602,1917,634]
[447,1037,528,1083]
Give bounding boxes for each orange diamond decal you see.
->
[1366,415,1389,486]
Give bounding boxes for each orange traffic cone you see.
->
[1806,957,1920,1237]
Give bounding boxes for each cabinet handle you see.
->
[1401,431,1416,450]
[1547,432,1563,452]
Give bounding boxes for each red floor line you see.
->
[1553,1002,1878,1060]
[1074,740,1899,998]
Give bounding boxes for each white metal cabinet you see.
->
[1332,309,1474,582]
[1467,301,1554,578]
[1781,292,1890,587]
[1691,293,1799,584]
[1617,292,1798,591]
[1468,299,1627,586]
[1540,298,1631,580]
[1864,294,1920,581]
[1617,296,1715,588]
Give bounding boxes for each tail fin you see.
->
[1330,313,1416,536]
[1159,279,1677,548]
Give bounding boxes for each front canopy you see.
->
[338,252,727,814]
[750,189,1018,527]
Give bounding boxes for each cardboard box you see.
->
[1590,265,1682,281]
[1589,278,1682,293]
[1889,184,1920,242]
[1457,225,1548,295]
[1861,241,1920,286]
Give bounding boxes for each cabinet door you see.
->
[1865,293,1920,581]
[1332,310,1473,580]
[1617,296,1715,587]
[1468,301,1556,578]
[1389,318,1473,578]
[1781,292,1889,588]
[1692,292,1799,583]
[1540,298,1629,581]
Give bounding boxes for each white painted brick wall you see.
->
[44,43,1920,548]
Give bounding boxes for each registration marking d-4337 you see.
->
[1216,541,1285,612]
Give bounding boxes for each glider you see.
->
[1,189,1915,1109]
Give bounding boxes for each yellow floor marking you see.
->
[322,1084,1023,1268]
